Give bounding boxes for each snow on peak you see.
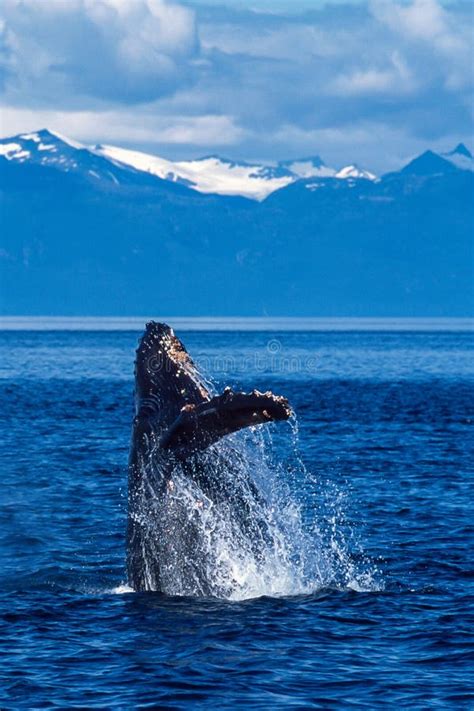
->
[43,129,85,150]
[336,165,376,180]
[94,145,294,200]
[0,128,85,163]
[19,133,41,143]
[0,142,30,161]
[1,127,382,197]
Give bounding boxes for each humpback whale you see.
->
[127,322,292,594]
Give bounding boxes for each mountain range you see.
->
[0,129,379,200]
[0,129,472,316]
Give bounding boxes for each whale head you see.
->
[134,322,210,417]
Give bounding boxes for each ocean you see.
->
[1,322,473,708]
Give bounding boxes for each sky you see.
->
[0,0,472,172]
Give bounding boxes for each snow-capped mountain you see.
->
[95,146,378,198]
[0,129,378,200]
[1,129,471,202]
[0,129,84,167]
[1,129,472,317]
[93,144,295,200]
[334,164,377,180]
[0,128,160,188]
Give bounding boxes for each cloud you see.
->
[373,0,453,42]
[260,120,468,172]
[191,1,473,157]
[0,105,245,148]
[0,0,472,170]
[371,0,473,90]
[330,52,416,96]
[0,0,198,104]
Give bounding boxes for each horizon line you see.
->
[0,316,473,332]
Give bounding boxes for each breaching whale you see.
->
[127,322,292,594]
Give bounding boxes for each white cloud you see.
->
[0,0,472,170]
[372,0,448,42]
[0,0,198,104]
[330,52,416,96]
[372,0,472,89]
[263,120,468,173]
[156,115,246,144]
[0,105,245,147]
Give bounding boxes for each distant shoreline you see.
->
[0,317,473,332]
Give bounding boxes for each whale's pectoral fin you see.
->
[160,388,292,456]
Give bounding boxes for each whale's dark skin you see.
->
[127,322,292,593]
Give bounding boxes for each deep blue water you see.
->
[1,328,473,708]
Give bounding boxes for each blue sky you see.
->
[0,0,472,171]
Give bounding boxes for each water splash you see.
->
[110,584,134,595]
[131,411,382,601]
